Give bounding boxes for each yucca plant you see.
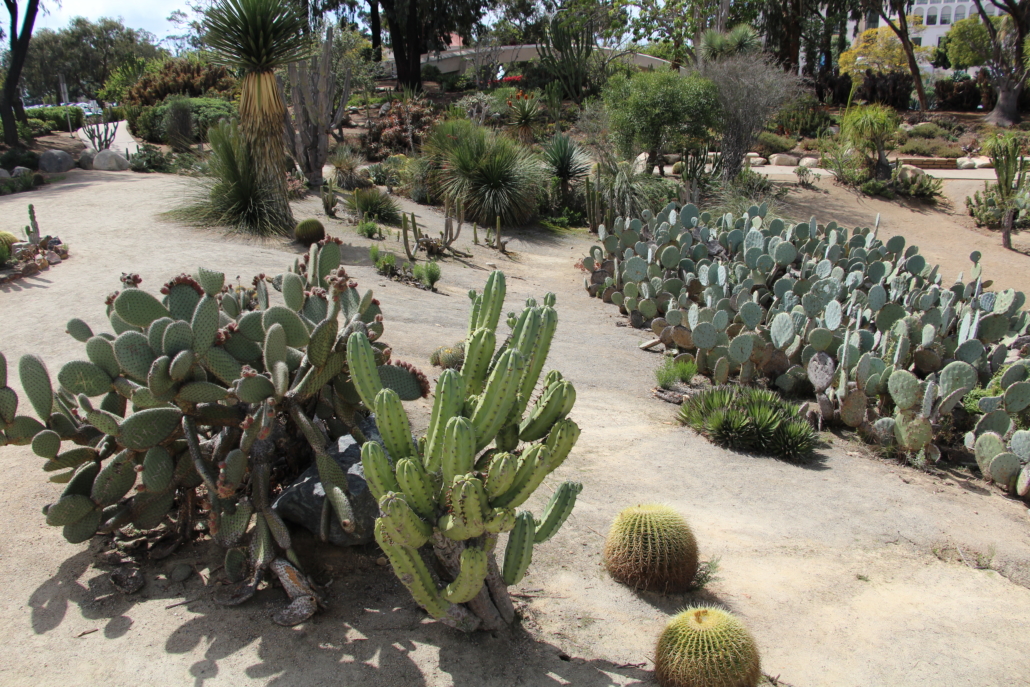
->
[204,0,311,232]
[842,105,900,180]
[507,90,540,144]
[699,24,761,62]
[542,133,590,204]
[328,145,368,189]
[346,188,401,225]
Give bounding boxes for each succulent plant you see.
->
[655,606,761,687]
[583,204,1029,470]
[603,504,698,593]
[0,239,432,625]
[353,271,583,632]
[294,218,326,246]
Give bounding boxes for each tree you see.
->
[20,17,163,105]
[861,1,930,110]
[204,0,312,233]
[622,0,760,68]
[378,0,486,90]
[604,69,721,175]
[842,104,899,179]
[838,22,930,76]
[947,9,1027,125]
[2,0,40,146]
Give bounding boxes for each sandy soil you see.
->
[1,170,1029,687]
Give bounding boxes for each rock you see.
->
[378,102,391,117]
[11,242,32,254]
[899,123,914,132]
[798,156,821,168]
[899,164,925,181]
[0,168,10,178]
[78,148,98,170]
[748,157,768,167]
[956,156,977,170]
[973,156,994,169]
[271,415,383,547]
[38,149,74,174]
[12,166,31,177]
[663,153,682,164]
[827,125,840,135]
[745,152,761,159]
[46,251,61,264]
[769,153,799,166]
[92,150,130,171]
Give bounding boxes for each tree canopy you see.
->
[838,21,930,78]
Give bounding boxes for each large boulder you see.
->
[769,153,799,167]
[973,156,994,169]
[956,157,977,170]
[748,157,768,167]
[899,164,925,181]
[271,415,384,547]
[78,148,98,170]
[92,149,130,171]
[38,149,74,174]
[799,156,821,168]
[0,168,9,179]
[12,166,32,177]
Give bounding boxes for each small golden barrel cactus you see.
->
[603,504,698,593]
[655,606,761,687]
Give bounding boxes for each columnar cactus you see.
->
[349,270,583,632]
[0,239,432,625]
[582,203,1029,469]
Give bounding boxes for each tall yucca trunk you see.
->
[239,70,294,228]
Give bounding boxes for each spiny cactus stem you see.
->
[287,404,350,498]
[183,415,223,510]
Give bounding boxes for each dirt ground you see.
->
[1,170,1029,687]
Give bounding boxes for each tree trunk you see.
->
[987,83,1022,127]
[2,0,41,146]
[431,534,515,632]
[370,0,382,60]
[381,0,423,90]
[884,11,928,111]
[1002,208,1014,249]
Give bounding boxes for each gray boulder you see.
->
[272,415,384,547]
[39,149,75,174]
[92,149,130,171]
[12,166,32,177]
[0,168,9,179]
[78,148,98,170]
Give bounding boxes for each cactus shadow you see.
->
[0,274,54,291]
[625,583,735,618]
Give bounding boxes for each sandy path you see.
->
[1,170,1029,687]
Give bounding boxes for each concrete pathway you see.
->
[754,163,998,181]
[75,120,140,156]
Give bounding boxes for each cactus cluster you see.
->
[348,271,584,632]
[0,239,433,624]
[583,204,1030,474]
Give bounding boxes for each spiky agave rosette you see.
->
[603,504,698,593]
[655,606,761,687]
[0,238,434,625]
[352,270,585,632]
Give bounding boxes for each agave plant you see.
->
[204,0,311,233]
[507,90,540,144]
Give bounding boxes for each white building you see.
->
[854,1,1000,49]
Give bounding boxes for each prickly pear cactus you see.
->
[350,271,583,632]
[582,204,1030,468]
[0,239,433,624]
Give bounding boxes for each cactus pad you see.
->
[1003,381,1030,413]
[603,504,698,593]
[988,452,1020,489]
[887,370,921,411]
[692,322,717,350]
[974,432,1006,474]
[770,312,794,350]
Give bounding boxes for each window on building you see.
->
[865,11,879,28]
[916,0,927,4]
[955,5,966,19]
[915,7,925,21]
[941,6,952,22]
[913,37,923,46]
[927,8,938,23]
[929,0,940,4]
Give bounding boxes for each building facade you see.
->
[857,2,999,48]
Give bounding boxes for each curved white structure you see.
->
[419,44,686,75]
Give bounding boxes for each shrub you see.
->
[129,143,176,173]
[26,118,52,136]
[772,93,833,137]
[753,131,795,157]
[655,357,698,389]
[346,188,401,224]
[931,143,963,158]
[328,145,367,189]
[294,218,326,245]
[420,260,441,288]
[360,94,438,160]
[898,139,935,156]
[935,76,983,111]
[130,98,236,144]
[909,122,948,139]
[0,174,35,195]
[405,155,434,204]
[355,216,382,239]
[842,104,900,179]
[126,57,237,107]
[420,64,443,82]
[164,97,195,152]
[169,119,292,236]
[853,69,914,110]
[1,148,39,171]
[25,106,85,131]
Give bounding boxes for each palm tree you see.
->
[204,0,310,232]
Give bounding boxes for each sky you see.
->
[34,0,190,42]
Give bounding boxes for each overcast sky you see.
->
[35,0,189,41]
